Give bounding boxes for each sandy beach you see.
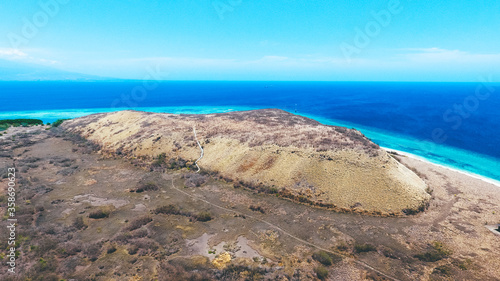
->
[385,148,500,278]
[381,146,500,188]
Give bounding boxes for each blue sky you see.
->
[0,0,499,81]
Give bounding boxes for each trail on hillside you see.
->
[193,126,204,173]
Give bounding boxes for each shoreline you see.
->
[3,106,500,187]
[381,146,500,188]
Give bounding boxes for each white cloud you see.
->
[395,47,500,64]
[0,48,58,65]
[0,48,28,59]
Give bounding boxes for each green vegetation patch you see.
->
[312,250,342,266]
[88,209,110,219]
[51,119,70,127]
[314,266,329,280]
[0,119,43,130]
[415,241,452,262]
[153,204,212,222]
[354,243,377,253]
[432,264,452,276]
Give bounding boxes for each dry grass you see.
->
[61,109,430,215]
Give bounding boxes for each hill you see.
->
[61,109,430,215]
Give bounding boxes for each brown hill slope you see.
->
[61,109,430,215]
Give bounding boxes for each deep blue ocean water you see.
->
[2,81,500,182]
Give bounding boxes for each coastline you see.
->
[381,146,500,188]
[3,106,500,186]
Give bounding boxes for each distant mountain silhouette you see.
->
[0,59,113,81]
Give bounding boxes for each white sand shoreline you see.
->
[381,146,500,188]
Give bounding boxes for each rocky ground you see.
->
[0,124,498,280]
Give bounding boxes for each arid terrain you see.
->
[62,109,429,215]
[0,110,499,280]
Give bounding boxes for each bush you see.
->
[312,250,341,266]
[0,119,43,130]
[415,241,452,262]
[433,265,452,276]
[83,242,103,262]
[314,266,329,280]
[130,182,159,193]
[107,245,117,254]
[125,216,152,231]
[152,153,167,167]
[249,205,265,214]
[51,119,70,127]
[184,173,208,187]
[194,212,212,222]
[354,243,377,253]
[154,204,181,215]
[73,216,87,230]
[88,209,109,219]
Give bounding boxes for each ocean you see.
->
[3,81,500,182]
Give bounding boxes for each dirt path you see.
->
[193,126,204,173]
[164,174,402,281]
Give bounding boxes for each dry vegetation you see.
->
[0,125,499,280]
[61,109,430,215]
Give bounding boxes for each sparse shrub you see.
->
[312,250,342,266]
[184,173,208,187]
[73,216,87,230]
[313,251,333,266]
[83,242,103,262]
[61,242,82,256]
[154,204,181,215]
[402,201,430,215]
[415,241,452,262]
[33,257,57,272]
[218,264,265,281]
[314,266,329,280]
[107,245,117,254]
[0,119,43,130]
[128,244,139,255]
[433,264,452,276]
[249,205,265,214]
[130,182,159,193]
[167,157,187,170]
[455,258,472,270]
[131,228,148,238]
[88,209,109,219]
[157,260,213,281]
[125,216,152,231]
[354,243,377,253]
[131,238,160,255]
[152,153,167,167]
[194,212,212,222]
[51,119,70,127]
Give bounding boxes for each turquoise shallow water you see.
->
[297,112,500,185]
[3,105,500,184]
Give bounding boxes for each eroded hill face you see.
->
[62,109,430,215]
